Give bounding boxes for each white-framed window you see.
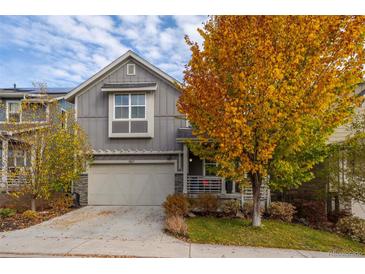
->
[114,93,146,120]
[108,91,154,138]
[8,150,29,168]
[6,101,21,122]
[126,63,136,75]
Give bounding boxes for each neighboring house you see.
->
[326,83,365,219]
[65,50,270,206]
[0,87,72,192]
[276,84,365,220]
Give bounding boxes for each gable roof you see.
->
[64,50,181,102]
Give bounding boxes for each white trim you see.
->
[126,63,136,76]
[185,117,190,127]
[74,95,78,121]
[91,159,178,173]
[92,149,182,155]
[64,50,180,101]
[6,100,21,123]
[113,93,146,121]
[101,86,157,92]
[108,91,154,138]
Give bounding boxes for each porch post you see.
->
[2,139,8,193]
[221,178,226,194]
[182,143,188,194]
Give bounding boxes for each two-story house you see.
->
[0,87,71,192]
[65,50,265,206]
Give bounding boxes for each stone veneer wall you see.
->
[73,174,88,206]
[175,173,183,193]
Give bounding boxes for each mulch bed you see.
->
[0,208,73,232]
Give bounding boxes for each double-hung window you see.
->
[109,90,154,138]
[114,94,145,120]
[113,93,147,134]
[7,101,21,122]
[8,150,29,168]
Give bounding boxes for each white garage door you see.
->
[88,163,175,206]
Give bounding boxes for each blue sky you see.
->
[0,16,207,88]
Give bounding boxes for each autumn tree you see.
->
[2,87,92,211]
[178,16,365,226]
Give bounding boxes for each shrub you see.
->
[162,194,189,217]
[196,193,219,214]
[242,201,264,219]
[269,202,296,222]
[0,208,16,218]
[22,210,39,220]
[165,215,188,236]
[294,200,327,226]
[49,194,73,211]
[221,200,241,217]
[336,216,365,243]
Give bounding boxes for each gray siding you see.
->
[76,57,185,152]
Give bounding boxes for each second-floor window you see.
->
[7,101,21,122]
[4,101,48,123]
[114,94,146,120]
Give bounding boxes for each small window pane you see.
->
[16,157,25,167]
[115,95,129,106]
[131,106,145,118]
[8,157,15,168]
[26,151,32,167]
[115,106,129,119]
[131,94,145,106]
[9,113,20,122]
[9,102,20,113]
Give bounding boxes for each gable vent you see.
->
[127,63,136,76]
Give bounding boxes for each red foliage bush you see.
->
[294,200,327,226]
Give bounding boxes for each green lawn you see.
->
[187,217,365,254]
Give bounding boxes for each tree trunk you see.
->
[31,198,36,211]
[251,173,262,227]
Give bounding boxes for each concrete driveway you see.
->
[0,206,360,258]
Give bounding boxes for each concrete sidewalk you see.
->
[0,206,362,258]
[0,238,359,258]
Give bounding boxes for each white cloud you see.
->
[0,16,208,87]
[75,16,115,30]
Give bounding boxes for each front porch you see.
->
[0,139,31,192]
[177,128,270,203]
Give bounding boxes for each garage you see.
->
[88,163,175,206]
